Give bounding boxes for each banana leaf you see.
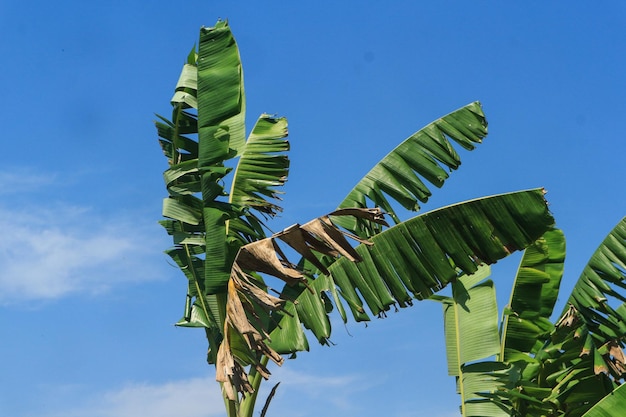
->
[500,228,566,361]
[580,382,626,417]
[216,190,554,397]
[335,101,488,236]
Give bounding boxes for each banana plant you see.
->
[157,20,555,417]
[509,217,626,417]
[436,218,626,417]
[433,228,566,417]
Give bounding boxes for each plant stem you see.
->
[239,355,271,417]
[221,383,238,417]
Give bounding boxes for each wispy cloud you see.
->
[41,377,225,417]
[268,366,362,388]
[0,202,166,305]
[0,169,58,195]
[38,369,372,417]
[31,369,454,417]
[256,366,379,416]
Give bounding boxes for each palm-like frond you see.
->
[563,217,626,346]
[436,271,511,417]
[328,189,554,321]
[229,114,289,217]
[335,101,488,236]
[500,228,566,361]
[158,21,292,363]
[580,382,626,417]
[474,219,626,417]
[215,190,554,398]
[520,217,626,416]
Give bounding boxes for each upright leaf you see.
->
[563,217,626,342]
[197,20,246,164]
[336,101,488,235]
[501,228,566,361]
[438,272,510,417]
[229,114,290,217]
[490,219,626,417]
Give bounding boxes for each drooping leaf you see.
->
[329,189,554,321]
[216,208,387,398]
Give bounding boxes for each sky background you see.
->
[1,1,625,416]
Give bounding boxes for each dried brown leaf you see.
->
[218,208,385,399]
[301,217,361,262]
[236,238,304,285]
[556,304,579,328]
[607,341,626,376]
[609,341,626,364]
[329,207,389,227]
[275,224,331,274]
[231,265,284,311]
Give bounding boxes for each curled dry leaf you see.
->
[556,304,579,329]
[605,340,626,377]
[216,208,386,399]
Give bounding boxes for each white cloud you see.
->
[255,366,378,416]
[0,203,166,305]
[269,366,367,399]
[42,377,225,417]
[38,370,369,417]
[32,368,452,417]
[0,169,58,195]
[98,379,224,417]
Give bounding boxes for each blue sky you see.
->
[1,1,625,416]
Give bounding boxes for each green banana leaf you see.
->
[327,188,554,322]
[562,217,626,343]
[439,271,499,374]
[197,20,246,163]
[434,270,510,417]
[217,190,554,397]
[500,228,566,361]
[250,189,554,354]
[229,114,289,217]
[580,382,626,417]
[335,101,488,235]
[484,219,626,417]
[157,21,559,411]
